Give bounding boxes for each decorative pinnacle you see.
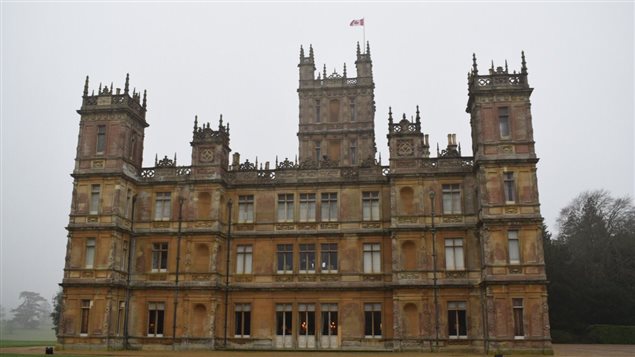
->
[219,114,223,130]
[142,90,147,108]
[124,73,129,94]
[343,63,347,77]
[83,75,89,96]
[194,115,198,131]
[356,42,361,56]
[490,60,494,70]
[366,41,371,57]
[110,82,113,93]
[472,53,478,74]
[99,83,102,92]
[521,50,528,74]
[415,105,421,128]
[323,64,327,78]
[504,60,508,73]
[309,44,314,60]
[300,45,304,59]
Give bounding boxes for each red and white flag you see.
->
[350,18,364,26]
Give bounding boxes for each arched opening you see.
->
[193,243,210,272]
[191,303,208,337]
[403,303,419,337]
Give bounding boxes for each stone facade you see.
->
[59,44,551,353]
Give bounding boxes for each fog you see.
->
[1,2,633,312]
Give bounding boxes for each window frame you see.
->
[238,195,254,223]
[508,230,521,265]
[362,191,380,221]
[498,106,511,139]
[275,303,293,337]
[80,299,91,336]
[321,192,338,222]
[363,243,381,273]
[298,303,316,337]
[154,192,172,221]
[299,193,316,222]
[299,243,316,273]
[234,303,251,338]
[151,242,168,272]
[448,301,468,339]
[236,245,253,274]
[504,172,516,203]
[513,298,525,338]
[442,184,462,215]
[364,303,382,338]
[444,238,465,271]
[96,125,106,154]
[277,193,294,222]
[147,302,165,337]
[85,238,96,268]
[320,243,338,273]
[276,244,294,274]
[89,184,100,215]
[321,303,338,337]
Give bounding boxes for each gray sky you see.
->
[1,2,633,311]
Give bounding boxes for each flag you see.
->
[350,18,364,26]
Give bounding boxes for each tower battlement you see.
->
[79,74,147,126]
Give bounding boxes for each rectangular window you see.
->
[364,303,382,337]
[80,300,91,335]
[236,245,253,274]
[277,244,293,274]
[121,241,128,271]
[504,172,516,203]
[151,242,168,272]
[499,107,510,138]
[513,298,525,338]
[276,304,293,336]
[299,193,316,222]
[321,193,338,221]
[442,184,462,214]
[350,140,357,165]
[116,301,125,336]
[321,303,338,336]
[298,304,315,336]
[154,192,171,221]
[508,230,520,265]
[299,244,316,273]
[350,101,356,122]
[277,194,294,222]
[85,238,95,268]
[89,184,100,215]
[363,243,381,273]
[234,304,251,337]
[238,195,254,223]
[445,238,465,270]
[147,302,165,337]
[448,301,467,338]
[362,191,380,221]
[96,125,106,154]
[124,189,132,218]
[315,142,322,162]
[315,100,321,123]
[320,243,338,273]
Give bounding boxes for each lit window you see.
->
[508,230,520,265]
[363,243,381,273]
[276,304,293,337]
[445,238,465,270]
[234,304,251,338]
[154,192,171,221]
[299,193,316,222]
[442,184,462,214]
[299,244,316,273]
[277,194,294,222]
[513,298,525,338]
[85,238,95,268]
[90,184,100,215]
[298,304,315,337]
[321,193,338,221]
[277,244,293,274]
[96,125,106,154]
[499,107,510,138]
[147,302,165,337]
[236,245,253,274]
[364,303,382,338]
[448,301,467,338]
[238,195,254,223]
[321,304,338,337]
[362,191,380,221]
[80,300,91,336]
[504,172,516,203]
[151,243,168,272]
[320,243,338,273]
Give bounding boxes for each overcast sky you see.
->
[1,2,633,311]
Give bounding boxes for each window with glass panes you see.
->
[364,303,382,337]
[154,192,171,220]
[85,238,95,268]
[151,242,168,272]
[362,191,380,221]
[445,238,464,270]
[147,302,165,337]
[238,195,254,223]
[298,304,315,337]
[321,193,338,221]
[504,172,516,203]
[448,301,467,338]
[363,243,381,273]
[236,245,253,274]
[508,230,520,264]
[90,185,100,214]
[96,125,106,154]
[277,194,294,222]
[321,304,338,336]
[276,304,293,336]
[234,304,251,337]
[299,244,316,273]
[513,298,525,338]
[299,193,316,221]
[499,107,510,138]
[442,184,462,214]
[277,244,293,273]
[320,243,338,273]
[80,300,91,335]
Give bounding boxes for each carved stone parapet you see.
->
[319,274,340,282]
[297,223,317,230]
[320,223,339,230]
[276,224,295,231]
[275,275,294,282]
[361,222,381,229]
[234,275,253,283]
[504,206,519,214]
[152,221,170,228]
[191,273,212,281]
[446,271,467,279]
[236,224,254,231]
[398,272,420,280]
[363,274,383,282]
[509,266,523,274]
[91,160,104,169]
[397,216,418,224]
[298,275,317,282]
[442,215,463,223]
[147,273,167,281]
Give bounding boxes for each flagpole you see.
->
[363,20,366,52]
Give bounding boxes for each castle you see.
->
[59,42,551,353]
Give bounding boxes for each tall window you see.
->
[498,107,510,138]
[151,242,168,272]
[121,241,128,271]
[147,302,165,337]
[154,192,171,221]
[315,142,321,162]
[124,189,132,218]
[299,244,316,273]
[362,191,380,221]
[364,303,382,338]
[236,245,253,274]
[96,125,106,154]
[350,101,356,122]
[277,244,293,274]
[504,172,516,203]
[513,298,524,338]
[90,184,100,215]
[448,301,467,338]
[320,243,338,273]
[276,304,293,337]
[234,304,251,337]
[80,300,91,335]
[349,140,357,165]
[277,194,294,222]
[321,193,338,221]
[508,230,520,265]
[315,100,321,123]
[298,304,315,337]
[445,238,465,270]
[442,184,462,214]
[321,304,338,337]
[299,193,316,222]
[85,238,95,268]
[116,301,125,336]
[363,243,381,273]
[238,195,254,223]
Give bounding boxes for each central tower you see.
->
[297,43,376,166]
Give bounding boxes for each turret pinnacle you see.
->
[83,76,89,97]
[124,73,130,95]
[472,53,478,75]
[521,51,528,74]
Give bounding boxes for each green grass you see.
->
[0,339,55,347]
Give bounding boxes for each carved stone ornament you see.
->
[200,148,214,162]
